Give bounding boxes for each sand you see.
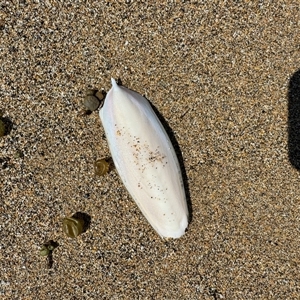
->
[0,1,299,299]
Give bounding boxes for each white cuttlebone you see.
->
[99,78,188,238]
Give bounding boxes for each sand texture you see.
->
[0,1,300,299]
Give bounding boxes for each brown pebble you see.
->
[62,217,84,238]
[83,95,100,111]
[95,90,104,101]
[94,159,110,176]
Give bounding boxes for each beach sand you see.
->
[1,1,299,299]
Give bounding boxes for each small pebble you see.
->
[95,90,104,101]
[39,245,50,256]
[84,95,100,111]
[39,240,58,256]
[94,159,110,176]
[62,217,84,238]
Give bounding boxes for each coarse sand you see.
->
[0,1,299,299]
